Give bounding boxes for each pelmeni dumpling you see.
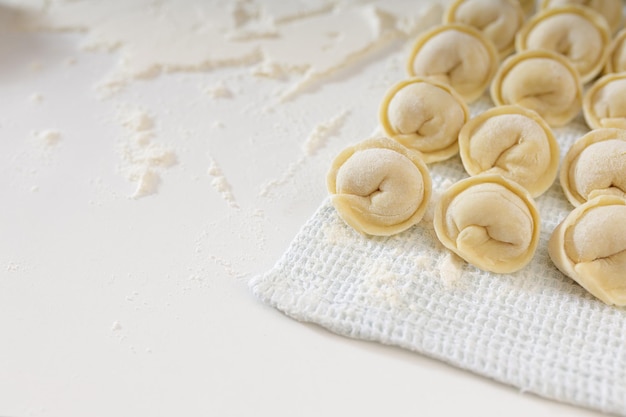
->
[379,77,469,163]
[549,195,626,306]
[560,128,626,207]
[444,0,525,58]
[541,0,622,34]
[433,174,540,273]
[490,49,582,126]
[327,137,432,236]
[583,73,626,129]
[406,23,499,103]
[458,105,559,197]
[604,28,626,74]
[515,6,611,83]
[518,0,535,15]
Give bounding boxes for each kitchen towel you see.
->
[249,108,626,416]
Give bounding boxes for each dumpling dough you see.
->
[433,174,540,273]
[379,77,469,163]
[490,49,582,126]
[560,128,626,206]
[604,28,626,74]
[444,0,525,58]
[583,73,626,129]
[515,6,611,84]
[458,105,559,197]
[518,0,535,15]
[406,23,498,103]
[327,137,432,236]
[541,0,623,34]
[549,195,626,306]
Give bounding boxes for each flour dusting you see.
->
[33,129,62,147]
[302,110,350,156]
[208,157,239,208]
[116,107,177,199]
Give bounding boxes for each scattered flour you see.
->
[260,109,350,197]
[302,109,350,156]
[33,129,62,146]
[205,81,234,99]
[111,321,122,331]
[208,157,239,208]
[15,0,441,99]
[116,107,177,199]
[436,252,465,289]
[29,93,44,103]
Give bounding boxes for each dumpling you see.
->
[604,28,626,74]
[540,0,623,34]
[406,23,499,103]
[490,49,582,126]
[433,174,540,273]
[327,137,432,236]
[378,77,469,163]
[583,73,626,129]
[560,128,626,207]
[515,6,611,83]
[458,105,559,197]
[549,195,626,306]
[518,0,536,15]
[444,0,525,58]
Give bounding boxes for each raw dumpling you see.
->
[406,23,499,103]
[433,174,540,273]
[515,6,611,83]
[444,0,525,58]
[583,73,626,129]
[490,49,582,126]
[549,195,626,306]
[458,105,559,197]
[560,128,626,206]
[518,0,536,15]
[327,137,432,236]
[604,28,626,74]
[541,0,622,33]
[378,77,469,163]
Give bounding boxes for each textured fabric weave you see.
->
[249,100,626,416]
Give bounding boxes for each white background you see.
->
[0,6,608,417]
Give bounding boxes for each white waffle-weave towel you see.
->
[249,107,626,416]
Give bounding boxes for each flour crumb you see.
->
[30,185,40,193]
[121,109,154,132]
[208,157,239,208]
[111,321,123,331]
[205,81,234,99]
[212,121,225,129]
[131,169,160,199]
[34,129,62,147]
[437,252,465,288]
[302,110,350,156]
[29,93,44,103]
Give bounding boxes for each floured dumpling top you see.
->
[406,23,499,103]
[549,195,626,306]
[490,49,582,126]
[458,105,559,197]
[605,28,626,74]
[444,0,525,58]
[433,174,540,273]
[560,128,626,207]
[379,77,469,163]
[583,73,626,129]
[327,137,432,236]
[515,6,611,83]
[541,0,623,33]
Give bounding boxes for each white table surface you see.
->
[0,5,609,417]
